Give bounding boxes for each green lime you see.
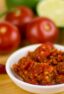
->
[37,0,64,27]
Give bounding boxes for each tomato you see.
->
[5,6,34,26]
[0,22,20,53]
[5,6,34,40]
[26,17,59,43]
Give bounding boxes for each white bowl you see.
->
[6,44,64,94]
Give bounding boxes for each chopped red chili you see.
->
[12,43,64,85]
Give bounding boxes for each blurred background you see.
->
[0,0,64,45]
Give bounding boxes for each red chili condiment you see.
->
[12,43,64,85]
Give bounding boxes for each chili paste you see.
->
[12,43,64,85]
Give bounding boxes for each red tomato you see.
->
[5,6,34,26]
[26,17,59,43]
[5,6,34,40]
[0,22,20,53]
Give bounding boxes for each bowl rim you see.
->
[6,43,64,89]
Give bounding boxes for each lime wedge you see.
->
[37,0,64,27]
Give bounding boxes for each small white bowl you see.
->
[6,44,64,94]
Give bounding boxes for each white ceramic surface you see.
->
[6,44,64,94]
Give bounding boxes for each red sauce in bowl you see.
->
[12,43,64,85]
